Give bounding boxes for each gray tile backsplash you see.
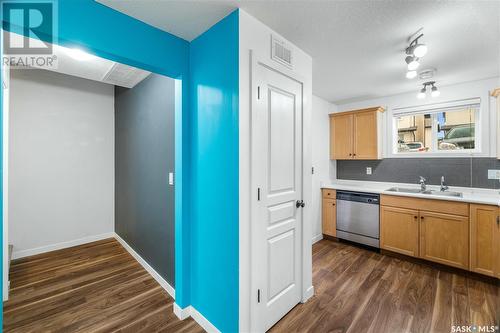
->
[336,158,500,189]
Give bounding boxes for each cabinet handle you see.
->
[333,203,335,206]
[420,216,424,219]
[414,216,418,219]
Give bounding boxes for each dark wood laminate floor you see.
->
[3,238,205,333]
[271,239,499,333]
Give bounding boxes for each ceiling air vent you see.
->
[271,35,293,69]
[102,62,151,88]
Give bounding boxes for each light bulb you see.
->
[406,70,417,79]
[431,86,440,97]
[61,46,96,61]
[417,87,426,99]
[408,60,420,71]
[413,44,428,58]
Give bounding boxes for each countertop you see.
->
[321,180,500,206]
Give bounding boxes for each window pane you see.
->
[437,108,475,150]
[396,114,431,153]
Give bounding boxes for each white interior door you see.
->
[251,61,303,332]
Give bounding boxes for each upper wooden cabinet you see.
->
[492,88,500,159]
[330,107,384,160]
[470,204,500,277]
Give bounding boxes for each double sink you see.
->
[386,187,463,197]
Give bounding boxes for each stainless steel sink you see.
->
[423,190,463,197]
[386,187,422,194]
[386,187,463,198]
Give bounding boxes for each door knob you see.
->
[296,200,305,208]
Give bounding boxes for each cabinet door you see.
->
[322,198,336,237]
[330,114,353,160]
[470,204,497,277]
[419,211,469,269]
[353,111,378,159]
[380,206,419,257]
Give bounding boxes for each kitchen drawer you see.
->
[322,189,336,199]
[380,194,469,217]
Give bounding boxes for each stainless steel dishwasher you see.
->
[336,191,380,248]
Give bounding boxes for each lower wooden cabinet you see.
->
[419,211,469,270]
[330,192,499,278]
[470,204,500,277]
[380,206,419,257]
[322,189,336,237]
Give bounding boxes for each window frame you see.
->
[389,98,483,158]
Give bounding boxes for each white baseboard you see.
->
[173,303,220,333]
[113,232,175,299]
[302,285,314,303]
[12,232,115,259]
[191,306,220,333]
[312,233,323,244]
[174,303,191,320]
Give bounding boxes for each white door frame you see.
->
[247,52,313,332]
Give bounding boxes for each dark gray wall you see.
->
[115,74,175,286]
[337,158,500,189]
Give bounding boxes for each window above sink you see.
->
[392,98,480,156]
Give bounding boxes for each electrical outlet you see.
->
[487,169,500,180]
[366,167,372,175]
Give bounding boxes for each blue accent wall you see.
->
[1,2,240,332]
[188,11,239,333]
[0,0,192,327]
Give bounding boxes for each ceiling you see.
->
[97,0,500,104]
[9,32,151,88]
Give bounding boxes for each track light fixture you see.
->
[406,33,427,58]
[405,55,420,71]
[404,31,428,78]
[406,70,417,79]
[417,81,440,99]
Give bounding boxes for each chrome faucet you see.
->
[440,176,449,192]
[419,176,427,192]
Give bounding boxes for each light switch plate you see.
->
[169,172,174,185]
[487,169,500,180]
[366,167,372,175]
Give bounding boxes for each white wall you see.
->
[336,77,499,158]
[3,64,10,300]
[9,69,114,259]
[238,9,313,332]
[311,95,335,242]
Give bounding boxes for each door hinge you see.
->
[257,289,261,303]
[257,86,260,99]
[311,167,315,174]
[257,188,261,201]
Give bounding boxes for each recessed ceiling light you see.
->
[406,70,417,79]
[60,46,96,61]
